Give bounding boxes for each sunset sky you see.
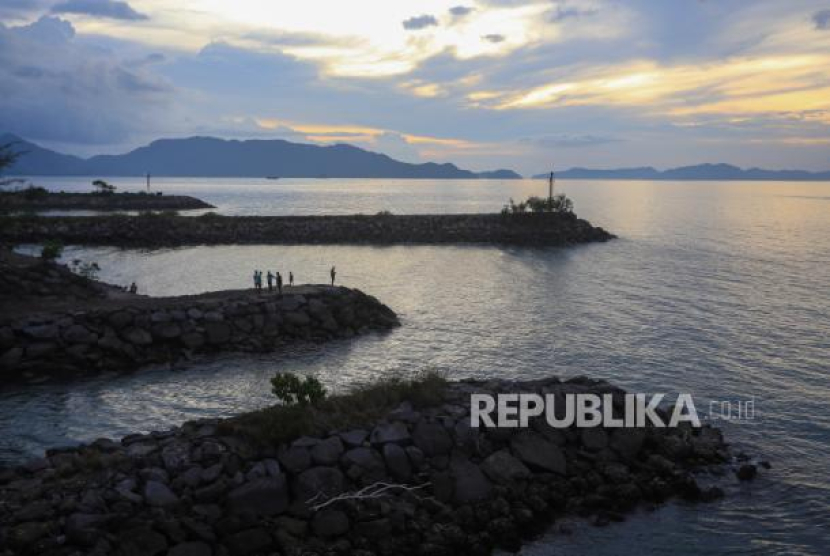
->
[1,0,829,174]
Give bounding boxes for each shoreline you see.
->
[1,212,615,247]
[0,375,757,556]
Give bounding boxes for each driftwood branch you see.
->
[307,481,432,511]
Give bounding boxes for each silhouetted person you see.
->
[330,266,336,286]
[266,271,274,292]
[289,271,294,286]
[129,282,137,294]
[277,272,283,295]
[254,270,262,291]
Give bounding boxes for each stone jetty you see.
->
[0,375,753,556]
[0,212,614,247]
[0,191,214,212]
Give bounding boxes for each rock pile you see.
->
[0,376,751,556]
[1,212,614,247]
[0,287,399,379]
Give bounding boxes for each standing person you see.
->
[266,271,274,292]
[330,266,336,286]
[277,271,283,295]
[256,270,263,292]
[129,282,137,294]
[252,270,258,290]
[289,271,294,286]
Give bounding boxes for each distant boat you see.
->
[266,176,280,180]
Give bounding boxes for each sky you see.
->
[1,0,829,174]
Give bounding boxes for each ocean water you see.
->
[3,177,830,554]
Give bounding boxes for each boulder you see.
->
[168,541,212,556]
[338,429,368,447]
[383,443,412,481]
[224,528,272,556]
[204,322,231,344]
[370,422,411,445]
[63,324,97,344]
[311,436,344,466]
[412,421,453,457]
[581,427,609,451]
[144,480,178,507]
[227,476,289,516]
[481,450,531,483]
[278,446,311,474]
[450,458,492,504]
[294,466,346,505]
[312,509,350,538]
[510,431,567,474]
[123,327,152,346]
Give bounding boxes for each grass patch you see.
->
[218,370,447,446]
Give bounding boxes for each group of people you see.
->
[253,269,293,294]
[252,266,337,293]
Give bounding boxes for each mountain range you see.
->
[533,164,830,181]
[0,134,521,179]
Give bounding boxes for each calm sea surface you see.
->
[4,177,830,554]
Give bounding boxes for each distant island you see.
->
[0,133,522,180]
[533,163,830,181]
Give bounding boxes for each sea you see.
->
[2,176,829,555]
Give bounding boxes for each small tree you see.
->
[0,143,25,188]
[271,372,327,406]
[41,239,64,260]
[92,179,116,194]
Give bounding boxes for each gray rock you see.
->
[312,509,350,538]
[181,332,205,349]
[581,427,609,451]
[201,463,224,483]
[338,429,368,447]
[450,458,492,504]
[22,324,58,339]
[294,466,346,504]
[63,324,97,344]
[481,450,531,483]
[123,327,152,345]
[510,431,567,474]
[152,322,182,339]
[610,428,646,460]
[224,528,272,556]
[311,436,344,466]
[278,446,311,474]
[162,442,191,471]
[412,421,453,457]
[204,322,231,344]
[370,421,411,445]
[342,447,386,481]
[383,443,412,481]
[405,445,425,470]
[65,513,110,546]
[107,311,133,329]
[283,310,311,326]
[150,311,172,323]
[186,308,204,320]
[168,541,212,556]
[227,476,289,516]
[144,480,179,507]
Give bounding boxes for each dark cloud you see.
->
[402,15,438,30]
[449,6,474,17]
[814,9,830,30]
[482,34,505,43]
[0,17,170,145]
[550,6,599,22]
[52,0,148,21]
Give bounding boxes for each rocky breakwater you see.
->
[0,286,399,380]
[1,212,614,247]
[0,375,761,556]
[0,191,214,212]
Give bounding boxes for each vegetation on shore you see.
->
[220,371,447,446]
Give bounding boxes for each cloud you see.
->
[519,134,621,148]
[0,17,170,145]
[482,34,506,43]
[51,0,148,21]
[402,15,438,31]
[550,6,599,22]
[814,9,830,30]
[449,6,474,18]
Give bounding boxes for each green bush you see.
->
[92,179,116,194]
[23,186,49,200]
[41,239,64,260]
[271,373,327,406]
[502,193,574,215]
